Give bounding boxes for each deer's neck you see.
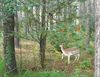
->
[61,46,65,53]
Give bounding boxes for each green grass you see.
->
[1,69,91,77]
[19,71,66,77]
[0,57,5,77]
[4,70,67,77]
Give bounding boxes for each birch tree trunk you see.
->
[95,0,100,77]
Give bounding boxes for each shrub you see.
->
[80,59,91,69]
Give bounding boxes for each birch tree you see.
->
[95,0,100,77]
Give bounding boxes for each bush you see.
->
[80,59,91,69]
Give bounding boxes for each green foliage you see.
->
[48,23,68,51]
[80,59,91,69]
[2,0,16,16]
[86,46,94,55]
[48,22,85,51]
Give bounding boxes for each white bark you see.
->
[95,0,100,77]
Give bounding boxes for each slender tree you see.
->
[3,0,17,74]
[15,11,20,48]
[39,0,47,69]
[94,0,100,77]
[85,0,91,49]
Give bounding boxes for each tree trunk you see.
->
[3,14,17,74]
[39,0,46,69]
[24,13,29,37]
[15,11,20,48]
[40,34,46,69]
[57,0,61,22]
[85,0,91,49]
[3,0,17,75]
[94,0,100,77]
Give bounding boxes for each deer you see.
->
[59,43,80,64]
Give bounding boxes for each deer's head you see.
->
[59,43,64,48]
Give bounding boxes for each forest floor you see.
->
[0,40,94,77]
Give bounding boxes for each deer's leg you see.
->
[74,55,78,61]
[77,54,80,60]
[72,55,76,63]
[74,54,80,61]
[62,54,64,59]
[68,56,70,64]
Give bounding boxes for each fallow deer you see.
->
[59,43,80,64]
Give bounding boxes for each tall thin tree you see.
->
[15,11,20,48]
[3,0,17,74]
[85,0,91,49]
[39,0,47,69]
[94,0,100,77]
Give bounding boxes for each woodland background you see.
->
[0,0,97,77]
